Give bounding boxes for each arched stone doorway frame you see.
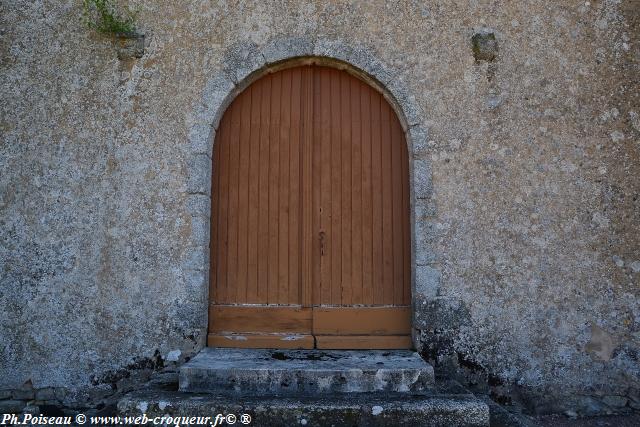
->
[184,37,435,350]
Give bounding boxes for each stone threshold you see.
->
[179,348,435,395]
[118,389,490,427]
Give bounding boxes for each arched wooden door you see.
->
[208,65,411,349]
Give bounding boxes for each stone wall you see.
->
[1,0,638,415]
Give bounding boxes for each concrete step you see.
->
[179,348,435,396]
[118,390,490,427]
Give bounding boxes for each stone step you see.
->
[179,348,435,395]
[118,390,490,427]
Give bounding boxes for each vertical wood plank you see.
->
[216,101,232,303]
[278,70,291,304]
[268,72,282,303]
[391,116,404,305]
[247,80,261,303]
[289,68,302,304]
[237,86,252,302]
[210,122,221,303]
[257,75,271,303]
[380,100,394,304]
[226,91,242,303]
[360,83,373,305]
[370,91,383,305]
[350,77,363,305]
[340,72,352,306]
[303,66,315,308]
[401,122,411,305]
[330,69,342,305]
[319,69,332,304]
[311,67,322,306]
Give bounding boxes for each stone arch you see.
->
[184,36,435,349]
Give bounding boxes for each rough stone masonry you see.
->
[1,0,638,417]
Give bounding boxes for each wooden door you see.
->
[208,65,411,349]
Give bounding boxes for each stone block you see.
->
[188,123,214,157]
[415,243,436,266]
[179,348,434,395]
[181,245,209,272]
[413,159,432,199]
[117,376,145,394]
[185,194,211,218]
[409,125,429,158]
[35,388,57,401]
[175,301,208,329]
[572,396,612,416]
[119,389,490,427]
[385,77,423,126]
[414,296,471,331]
[23,404,40,415]
[184,269,209,301]
[313,39,395,85]
[87,384,115,403]
[602,395,628,408]
[188,70,237,129]
[484,398,537,427]
[262,36,315,64]
[415,265,441,298]
[11,388,34,400]
[415,198,437,222]
[197,73,237,127]
[222,41,266,84]
[0,400,26,414]
[53,388,67,401]
[186,154,212,195]
[415,202,438,265]
[145,372,179,390]
[189,216,210,246]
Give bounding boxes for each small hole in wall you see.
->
[471,31,498,62]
